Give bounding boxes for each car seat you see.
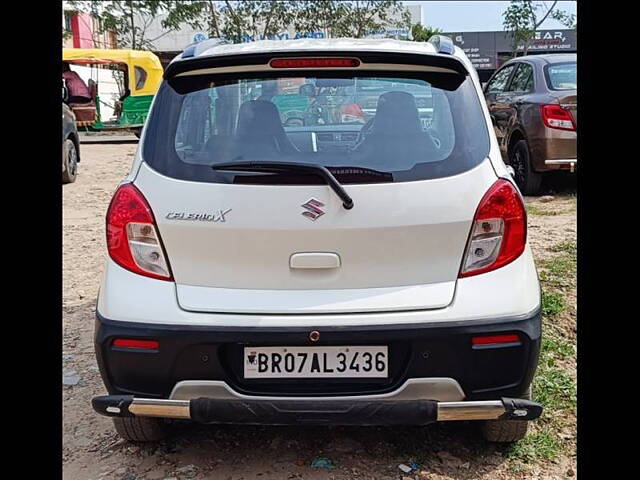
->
[230,100,299,159]
[353,91,438,168]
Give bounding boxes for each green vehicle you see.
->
[62,48,163,137]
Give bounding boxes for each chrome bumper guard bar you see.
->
[92,395,543,425]
[545,159,577,173]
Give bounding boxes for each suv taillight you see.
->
[459,179,526,278]
[540,104,575,131]
[106,183,173,281]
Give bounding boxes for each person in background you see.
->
[62,63,92,104]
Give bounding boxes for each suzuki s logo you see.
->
[301,198,325,221]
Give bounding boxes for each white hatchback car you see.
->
[92,36,543,443]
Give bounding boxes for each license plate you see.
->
[243,346,388,379]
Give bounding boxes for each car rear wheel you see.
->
[62,138,78,184]
[480,384,532,443]
[112,416,169,443]
[510,140,541,196]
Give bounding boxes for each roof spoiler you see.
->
[165,51,469,79]
[428,35,455,55]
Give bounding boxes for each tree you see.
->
[502,0,576,56]
[167,0,412,43]
[333,1,411,38]
[64,0,182,49]
[410,24,442,42]
[163,1,301,43]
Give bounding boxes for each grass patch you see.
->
[541,336,575,360]
[526,204,559,216]
[541,290,565,317]
[549,240,577,258]
[539,246,576,289]
[534,358,577,412]
[507,430,561,463]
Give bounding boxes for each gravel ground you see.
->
[63,143,576,480]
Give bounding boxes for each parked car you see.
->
[62,89,80,183]
[91,37,543,444]
[483,53,576,195]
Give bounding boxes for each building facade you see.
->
[63,10,117,49]
[445,29,577,82]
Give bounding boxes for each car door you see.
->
[484,63,518,158]
[504,62,535,145]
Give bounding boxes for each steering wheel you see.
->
[284,117,304,127]
[354,117,375,146]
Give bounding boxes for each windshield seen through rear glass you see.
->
[143,72,489,184]
[545,62,577,90]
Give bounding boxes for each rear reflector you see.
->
[269,57,360,69]
[472,334,520,346]
[112,338,160,350]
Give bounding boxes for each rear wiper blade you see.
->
[211,161,354,210]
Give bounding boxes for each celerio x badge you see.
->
[301,199,325,221]
[165,209,231,222]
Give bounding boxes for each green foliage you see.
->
[502,1,576,56]
[507,430,560,463]
[410,24,442,42]
[66,0,414,48]
[541,290,565,317]
[165,1,413,43]
[64,0,179,49]
[535,340,577,412]
[551,9,576,29]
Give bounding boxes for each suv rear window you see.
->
[545,62,576,90]
[143,71,489,184]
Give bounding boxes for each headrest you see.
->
[372,91,422,135]
[236,100,284,138]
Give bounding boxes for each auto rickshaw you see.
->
[62,48,163,136]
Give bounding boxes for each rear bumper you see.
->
[94,309,541,414]
[92,394,542,426]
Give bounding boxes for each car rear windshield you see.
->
[143,71,490,184]
[545,62,576,90]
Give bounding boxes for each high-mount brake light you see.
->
[269,57,361,69]
[540,104,575,131]
[459,179,526,277]
[106,183,173,281]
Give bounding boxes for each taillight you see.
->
[540,104,575,131]
[106,183,173,281]
[459,179,526,277]
[269,57,360,68]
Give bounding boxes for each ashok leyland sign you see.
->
[446,29,577,70]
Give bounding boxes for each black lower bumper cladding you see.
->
[94,309,542,400]
[92,394,542,426]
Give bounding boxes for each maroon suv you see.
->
[484,54,576,195]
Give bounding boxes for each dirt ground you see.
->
[63,143,576,480]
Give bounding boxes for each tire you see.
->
[480,385,532,443]
[509,139,542,196]
[62,138,78,184]
[112,416,168,443]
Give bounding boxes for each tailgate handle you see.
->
[290,252,341,269]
